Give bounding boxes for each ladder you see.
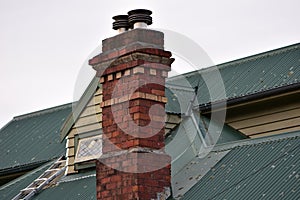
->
[12,156,66,200]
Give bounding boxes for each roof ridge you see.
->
[13,103,72,121]
[212,130,300,152]
[217,42,300,69]
[168,42,300,80]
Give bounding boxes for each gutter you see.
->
[198,82,300,113]
[0,159,56,176]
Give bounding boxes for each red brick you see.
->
[101,190,110,198]
[151,89,165,96]
[101,177,111,184]
[106,182,117,190]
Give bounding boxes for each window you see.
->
[74,135,102,163]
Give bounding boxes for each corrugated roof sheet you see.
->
[32,172,96,200]
[166,115,246,198]
[181,132,300,200]
[171,150,230,199]
[0,104,71,171]
[0,161,53,200]
[166,43,300,113]
[166,115,246,174]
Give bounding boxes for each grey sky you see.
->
[0,0,299,127]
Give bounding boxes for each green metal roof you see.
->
[0,104,71,172]
[166,115,246,198]
[0,161,54,199]
[166,43,300,113]
[166,114,246,175]
[181,132,300,200]
[32,171,96,200]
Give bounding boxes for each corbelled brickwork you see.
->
[90,28,173,200]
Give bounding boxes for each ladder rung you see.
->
[21,187,35,192]
[12,156,66,200]
[55,160,66,164]
[35,178,48,181]
[46,169,60,172]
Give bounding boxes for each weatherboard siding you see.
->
[250,126,300,138]
[227,91,300,137]
[165,114,181,136]
[73,88,103,133]
[74,114,102,128]
[229,107,300,129]
[80,106,102,118]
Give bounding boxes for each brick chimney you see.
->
[89,9,173,200]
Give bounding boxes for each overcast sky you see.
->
[0,0,299,127]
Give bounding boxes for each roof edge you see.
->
[0,157,58,176]
[0,119,14,133]
[13,103,72,121]
[60,76,100,141]
[0,161,54,191]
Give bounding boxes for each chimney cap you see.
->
[128,9,153,27]
[112,15,130,30]
[128,9,152,16]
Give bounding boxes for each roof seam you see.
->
[57,173,96,184]
[212,132,300,152]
